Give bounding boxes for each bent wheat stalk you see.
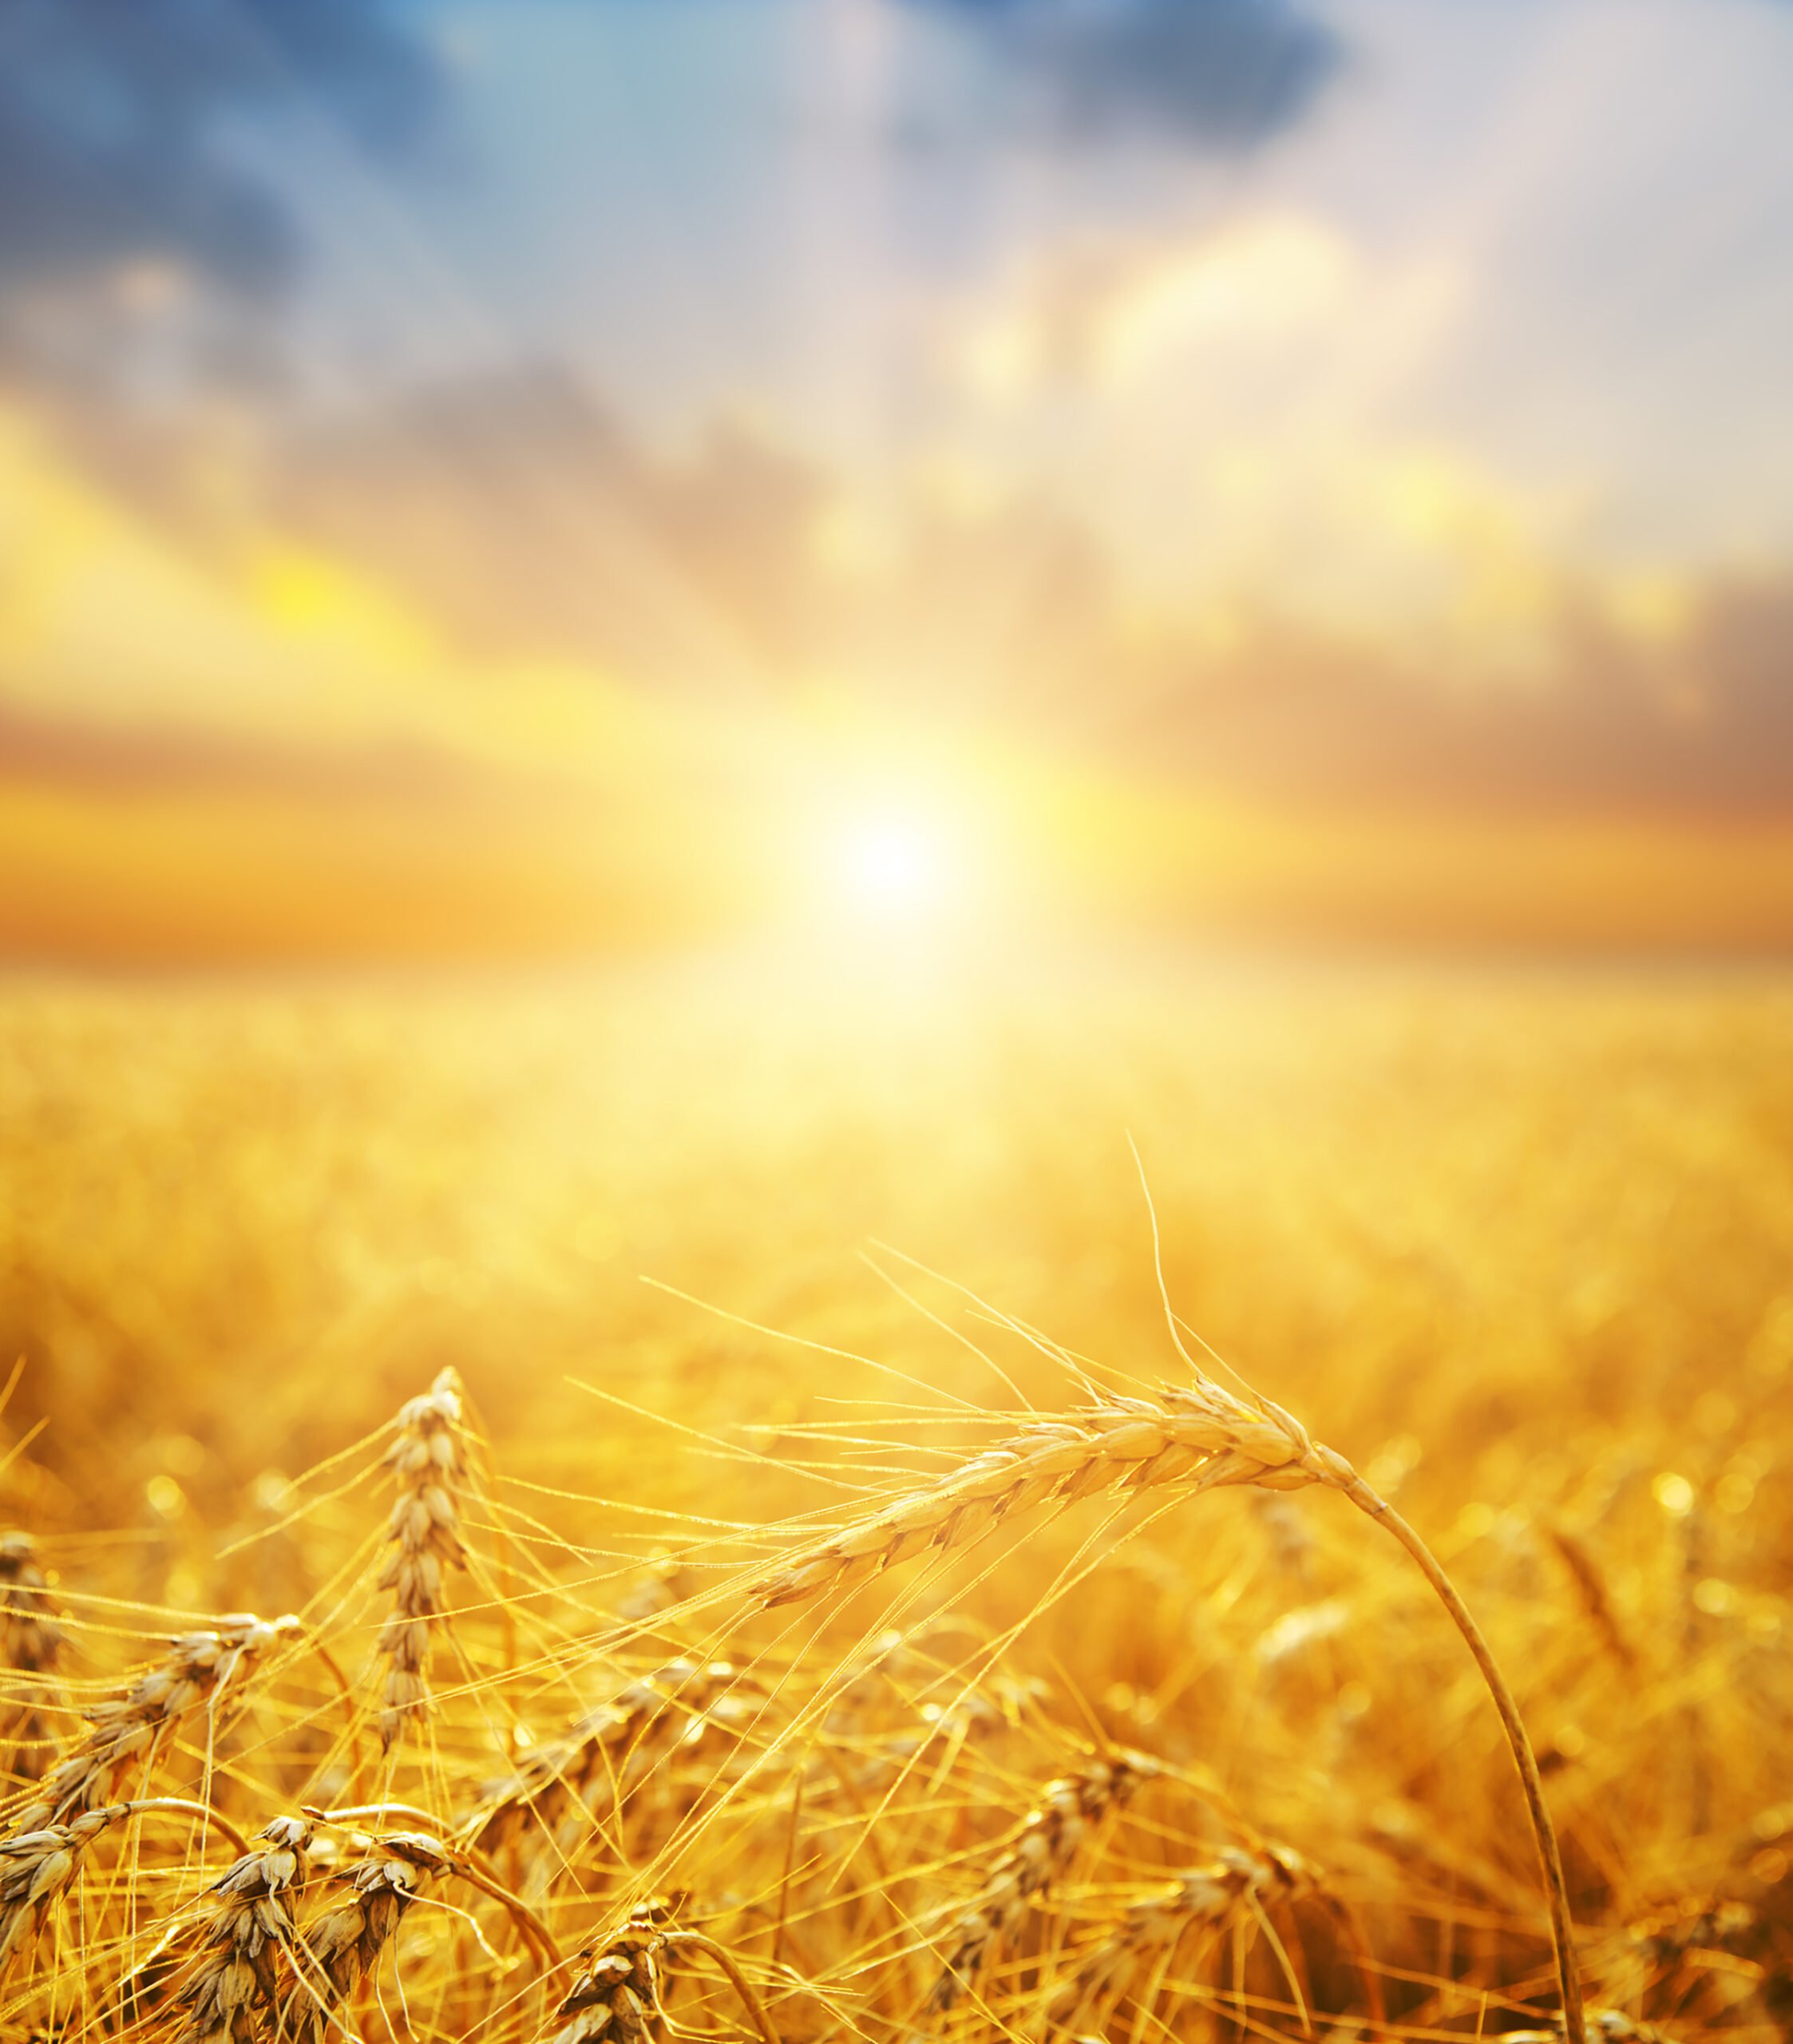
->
[754,1372,1584,2042]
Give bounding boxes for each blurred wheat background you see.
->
[0,957,1787,2038]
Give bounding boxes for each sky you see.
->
[4,0,1793,956]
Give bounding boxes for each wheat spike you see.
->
[928,1754,1144,2015]
[274,1829,453,2042]
[0,1805,113,1975]
[756,1366,1585,2044]
[14,1614,296,1832]
[476,1658,746,1876]
[374,1367,470,1753]
[0,1794,249,1981]
[1051,1842,1320,2023]
[546,1902,675,2044]
[174,1815,314,2044]
[756,1380,1349,1610]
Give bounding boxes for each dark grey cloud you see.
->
[0,0,442,306]
[910,0,1346,151]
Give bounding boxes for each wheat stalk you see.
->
[754,1370,1585,2042]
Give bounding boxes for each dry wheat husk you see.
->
[173,1814,314,2044]
[273,1829,453,2043]
[15,1614,295,1831]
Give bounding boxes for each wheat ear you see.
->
[0,1796,251,1979]
[175,1814,314,2044]
[546,1905,782,2044]
[374,1368,469,1753]
[14,1613,297,1832]
[1051,1842,1320,2025]
[928,1755,1143,2015]
[274,1829,455,2042]
[475,1657,746,1877]
[755,1372,1583,2042]
[548,1903,675,2044]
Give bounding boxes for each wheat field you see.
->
[0,948,1787,2042]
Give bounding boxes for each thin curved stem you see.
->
[115,1796,254,1857]
[667,1930,786,2044]
[1339,1478,1583,2043]
[451,1856,560,1975]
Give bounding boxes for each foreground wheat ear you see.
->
[756,1369,1585,2042]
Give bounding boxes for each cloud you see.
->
[1114,570,1793,821]
[14,345,1793,829]
[0,0,444,372]
[262,362,1114,722]
[261,366,1793,822]
[911,0,1345,151]
[953,212,1366,401]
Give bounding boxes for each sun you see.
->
[837,813,945,918]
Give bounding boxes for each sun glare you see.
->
[839,814,944,917]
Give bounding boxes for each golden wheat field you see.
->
[0,948,1787,2044]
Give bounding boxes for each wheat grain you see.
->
[273,1828,453,2042]
[174,1814,314,2044]
[14,1614,297,1831]
[928,1754,1145,2015]
[374,1368,470,1753]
